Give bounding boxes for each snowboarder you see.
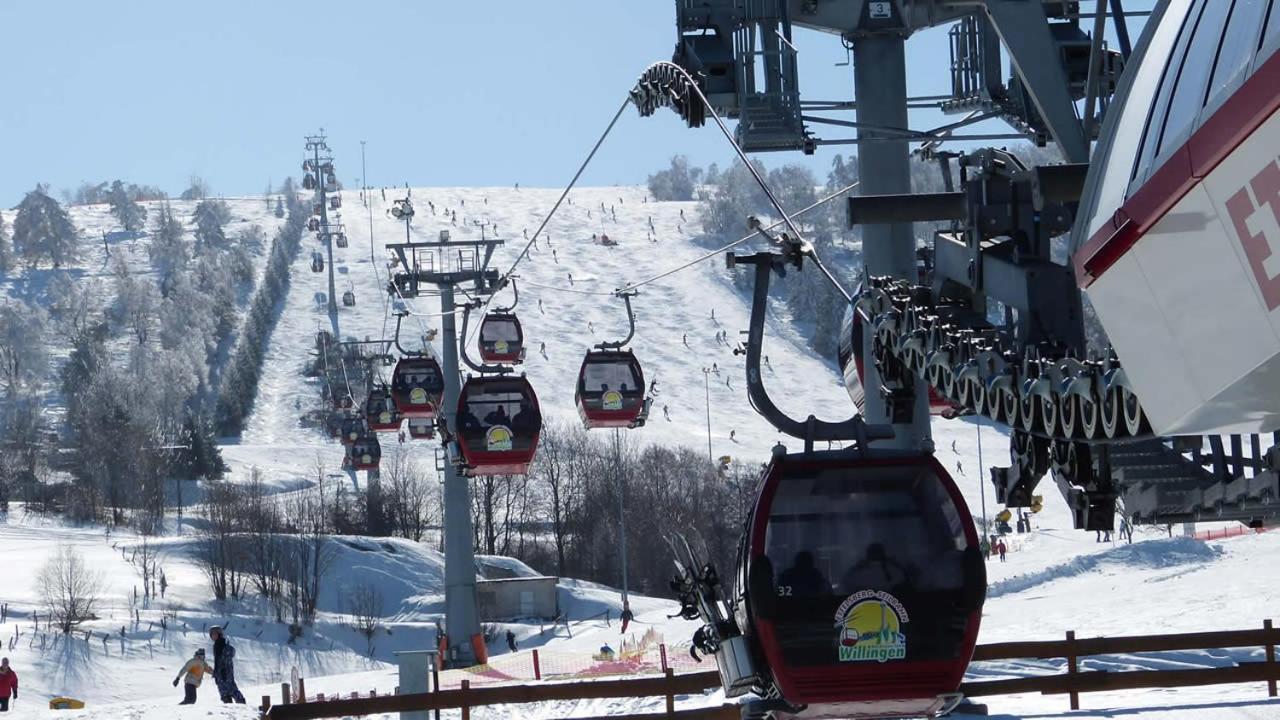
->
[663,405,671,421]
[729,430,736,442]
[996,540,1007,562]
[951,440,957,453]
[173,648,213,705]
[567,273,574,285]
[588,322,594,334]
[506,629,517,653]
[209,626,246,704]
[682,333,688,347]
[0,658,16,712]
[649,379,658,395]
[539,341,547,359]
[955,460,964,476]
[552,249,558,263]
[620,606,634,634]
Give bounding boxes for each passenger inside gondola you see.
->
[459,407,482,431]
[484,404,510,427]
[777,551,829,596]
[840,543,910,592]
[512,401,540,433]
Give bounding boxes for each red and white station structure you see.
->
[1075,0,1280,437]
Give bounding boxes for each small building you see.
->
[476,576,558,621]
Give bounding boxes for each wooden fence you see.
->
[261,621,1280,719]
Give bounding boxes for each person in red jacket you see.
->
[0,657,17,712]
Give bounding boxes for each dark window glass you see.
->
[1208,0,1269,106]
[481,318,520,343]
[1157,0,1234,156]
[460,383,538,446]
[1132,0,1203,185]
[762,463,972,667]
[582,359,640,394]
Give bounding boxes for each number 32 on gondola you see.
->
[834,590,909,663]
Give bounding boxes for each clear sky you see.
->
[0,1,1144,207]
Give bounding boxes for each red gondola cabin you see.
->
[575,350,646,429]
[727,451,985,718]
[365,387,403,432]
[455,376,541,476]
[390,357,445,419]
[478,313,525,364]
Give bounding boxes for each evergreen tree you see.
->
[0,211,12,274]
[148,201,189,294]
[191,198,230,252]
[107,180,148,233]
[274,196,285,218]
[12,186,78,268]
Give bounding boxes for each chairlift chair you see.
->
[311,252,325,273]
[303,174,316,191]
[342,289,356,307]
[335,232,348,248]
[455,375,541,476]
[330,196,342,210]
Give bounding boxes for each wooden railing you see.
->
[261,621,1280,719]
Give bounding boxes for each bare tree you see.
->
[200,481,247,601]
[39,545,104,632]
[347,582,383,655]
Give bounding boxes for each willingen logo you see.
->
[1225,159,1280,312]
[834,590,909,663]
[485,425,513,451]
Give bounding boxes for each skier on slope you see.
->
[173,648,214,705]
[209,626,246,704]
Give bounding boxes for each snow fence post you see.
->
[1065,630,1080,710]
[660,643,669,673]
[280,683,291,705]
[1266,619,1277,698]
[532,649,542,680]
[260,695,271,714]
[664,668,676,714]
[461,679,471,720]
[297,677,306,703]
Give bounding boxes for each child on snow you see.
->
[173,648,213,705]
[0,657,17,712]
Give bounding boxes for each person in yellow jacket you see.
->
[173,649,213,705]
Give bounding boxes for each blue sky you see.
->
[0,1,1142,207]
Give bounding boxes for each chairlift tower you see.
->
[670,0,1129,450]
[387,231,504,667]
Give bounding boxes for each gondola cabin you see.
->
[455,376,541,475]
[391,357,445,419]
[303,174,316,190]
[478,312,525,364]
[575,350,646,429]
[365,388,403,432]
[407,417,435,440]
[311,252,325,273]
[308,218,320,232]
[839,305,951,416]
[330,195,341,210]
[727,451,985,719]
[342,290,356,307]
[335,232,348,248]
[344,433,381,472]
[338,415,364,446]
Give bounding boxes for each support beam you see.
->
[853,33,932,452]
[983,0,1090,163]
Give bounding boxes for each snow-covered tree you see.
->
[148,201,189,294]
[107,179,148,233]
[647,155,697,201]
[39,545,104,633]
[0,211,12,274]
[12,186,78,268]
[0,300,49,396]
[191,198,230,252]
[180,175,210,201]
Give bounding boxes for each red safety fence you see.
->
[431,627,709,690]
[1193,525,1270,541]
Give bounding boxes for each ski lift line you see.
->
[617,180,860,294]
[520,280,618,296]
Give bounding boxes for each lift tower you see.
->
[387,230,504,666]
[671,0,1110,450]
